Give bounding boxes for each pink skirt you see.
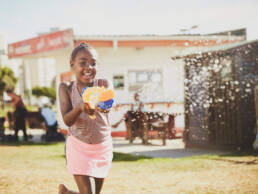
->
[65,135,113,178]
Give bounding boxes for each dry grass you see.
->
[0,142,257,194]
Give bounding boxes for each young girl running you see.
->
[58,43,113,194]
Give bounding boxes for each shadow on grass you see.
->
[204,149,258,165]
[0,140,63,146]
[219,149,258,157]
[57,152,152,162]
[53,148,258,163]
[212,158,258,165]
[113,152,152,162]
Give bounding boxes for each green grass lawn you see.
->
[0,142,257,194]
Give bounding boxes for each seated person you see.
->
[40,104,62,141]
[112,92,145,128]
[131,92,145,112]
[112,93,145,139]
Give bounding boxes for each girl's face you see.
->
[71,48,97,86]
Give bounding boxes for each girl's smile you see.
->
[81,69,94,81]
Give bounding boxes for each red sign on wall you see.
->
[8,29,74,58]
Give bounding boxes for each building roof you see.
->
[7,28,247,58]
[74,34,244,41]
[74,34,244,48]
[171,39,258,60]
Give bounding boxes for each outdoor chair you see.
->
[125,111,173,145]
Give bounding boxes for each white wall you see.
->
[95,46,187,104]
[55,48,73,129]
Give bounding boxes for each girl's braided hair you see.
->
[70,43,92,61]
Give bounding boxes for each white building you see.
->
[7,29,246,132]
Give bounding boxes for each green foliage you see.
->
[0,67,17,95]
[32,86,56,101]
[0,104,12,117]
[31,87,43,98]
[0,67,17,108]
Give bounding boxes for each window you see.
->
[113,75,124,90]
[128,70,162,92]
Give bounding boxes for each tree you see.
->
[32,86,56,104]
[0,67,17,108]
[32,87,44,98]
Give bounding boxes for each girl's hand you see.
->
[80,103,95,116]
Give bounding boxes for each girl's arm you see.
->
[59,83,94,127]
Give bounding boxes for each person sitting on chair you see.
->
[112,93,145,140]
[112,92,145,128]
[40,104,58,141]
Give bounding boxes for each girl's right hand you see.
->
[80,103,95,116]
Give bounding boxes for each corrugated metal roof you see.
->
[171,39,258,60]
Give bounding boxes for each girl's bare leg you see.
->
[59,176,104,194]
[73,175,93,194]
[94,177,104,194]
[59,174,92,194]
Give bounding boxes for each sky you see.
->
[0,0,258,47]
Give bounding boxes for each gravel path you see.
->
[112,137,228,158]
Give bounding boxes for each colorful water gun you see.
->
[82,86,115,119]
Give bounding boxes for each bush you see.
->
[32,86,56,102]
